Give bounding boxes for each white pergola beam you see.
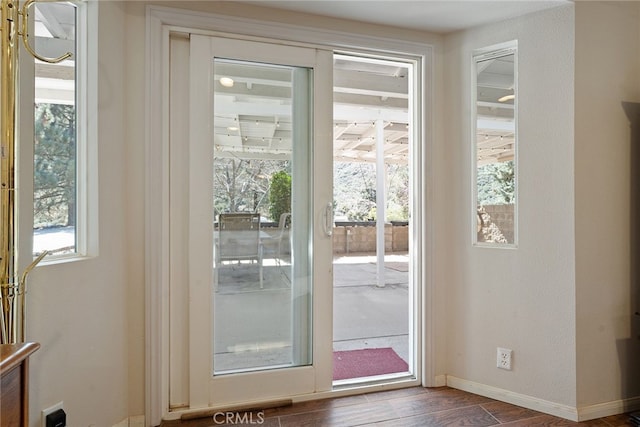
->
[477,118,515,132]
[334,104,408,123]
[35,36,75,59]
[477,72,513,90]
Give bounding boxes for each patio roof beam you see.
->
[35,4,71,39]
[215,100,409,124]
[214,147,291,161]
[334,104,409,123]
[334,93,407,110]
[477,101,514,110]
[477,136,514,150]
[477,118,515,132]
[34,36,75,60]
[334,69,408,99]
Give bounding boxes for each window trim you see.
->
[471,40,519,248]
[35,0,98,264]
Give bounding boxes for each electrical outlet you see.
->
[41,401,64,427]
[497,347,512,370]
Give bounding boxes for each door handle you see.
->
[323,202,333,237]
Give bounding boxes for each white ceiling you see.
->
[245,0,569,34]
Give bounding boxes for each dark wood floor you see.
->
[160,386,636,426]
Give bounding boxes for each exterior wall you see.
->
[332,224,408,254]
[574,1,640,408]
[480,204,515,244]
[443,4,577,408]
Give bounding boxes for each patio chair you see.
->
[261,213,291,286]
[215,213,263,289]
[262,213,291,266]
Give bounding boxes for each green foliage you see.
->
[334,163,375,221]
[214,159,289,218]
[333,162,409,221]
[268,170,291,222]
[214,158,409,224]
[34,103,76,228]
[386,202,407,221]
[477,160,514,205]
[386,164,409,220]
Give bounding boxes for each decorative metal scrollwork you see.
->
[19,0,72,64]
[1,0,70,343]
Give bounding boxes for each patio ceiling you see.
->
[33,2,515,167]
[476,54,516,166]
[33,2,76,105]
[214,55,411,164]
[214,52,515,166]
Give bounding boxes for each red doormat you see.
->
[333,348,408,380]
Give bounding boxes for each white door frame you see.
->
[145,5,435,425]
[186,34,334,408]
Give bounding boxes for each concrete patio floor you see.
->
[214,252,410,378]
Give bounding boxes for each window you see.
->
[33,1,94,258]
[473,42,517,246]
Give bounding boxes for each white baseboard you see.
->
[112,415,145,427]
[577,396,640,421]
[129,415,146,427]
[447,376,640,422]
[446,376,579,421]
[433,374,447,387]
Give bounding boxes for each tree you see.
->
[213,158,290,218]
[333,162,409,221]
[477,160,514,205]
[268,170,291,222]
[386,164,409,221]
[333,162,375,220]
[34,103,76,228]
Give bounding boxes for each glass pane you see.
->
[213,59,312,374]
[475,51,516,245]
[33,2,77,256]
[332,54,412,382]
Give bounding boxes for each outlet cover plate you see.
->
[41,401,64,427]
[497,347,512,370]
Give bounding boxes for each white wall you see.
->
[443,5,577,407]
[23,1,445,426]
[27,2,131,426]
[24,0,640,423]
[123,2,148,419]
[574,1,640,408]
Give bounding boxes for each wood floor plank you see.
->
[598,413,636,427]
[364,386,429,403]
[388,387,495,418]
[161,412,280,427]
[159,387,635,427]
[499,414,614,426]
[279,400,398,427]
[265,394,368,417]
[372,404,500,427]
[481,400,544,423]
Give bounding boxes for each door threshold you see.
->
[162,376,421,421]
[294,375,422,403]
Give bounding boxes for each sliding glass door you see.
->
[332,54,417,384]
[167,33,421,413]
[184,35,333,407]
